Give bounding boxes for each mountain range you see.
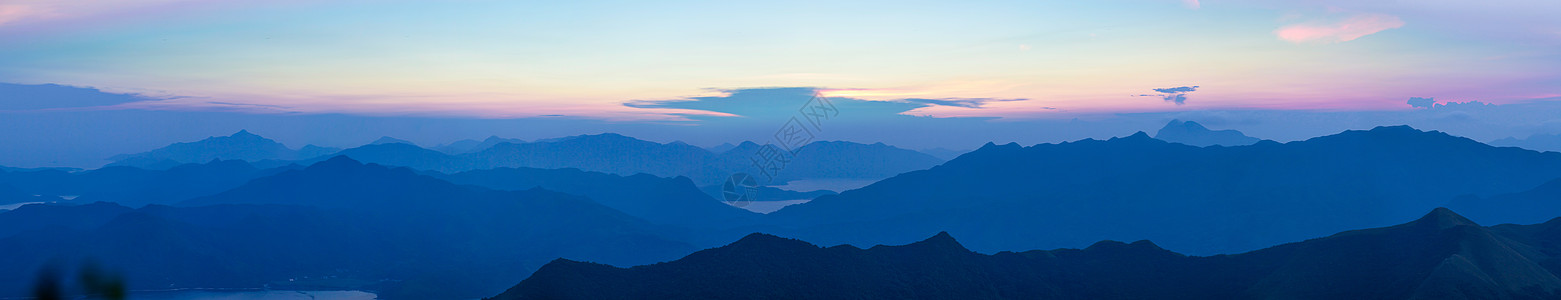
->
[1491,133,1561,153]
[433,136,527,154]
[7,125,1561,299]
[108,130,339,169]
[0,183,60,206]
[427,167,758,229]
[113,131,947,186]
[0,159,298,207]
[493,208,1561,300]
[1153,119,1262,147]
[768,125,1561,255]
[0,157,697,299]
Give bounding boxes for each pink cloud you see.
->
[1183,0,1200,10]
[0,5,42,26]
[1275,14,1405,44]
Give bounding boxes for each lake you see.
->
[127,290,377,300]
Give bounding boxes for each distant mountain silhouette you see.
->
[917,147,971,160]
[433,136,526,154]
[0,157,696,299]
[697,184,836,203]
[0,166,82,172]
[714,140,945,183]
[107,130,332,168]
[369,136,416,146]
[0,159,295,207]
[1449,176,1561,225]
[1153,119,1261,147]
[112,131,944,185]
[473,133,727,182]
[0,183,60,205]
[0,201,130,237]
[769,126,1561,255]
[1491,133,1561,152]
[301,142,467,171]
[295,144,343,158]
[493,208,1561,300]
[254,133,944,185]
[707,142,738,153]
[429,167,758,230]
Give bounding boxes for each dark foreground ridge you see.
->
[491,208,1561,300]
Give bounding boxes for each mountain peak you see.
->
[1110,131,1155,142]
[1154,120,1260,147]
[1413,207,1480,229]
[584,132,630,139]
[371,136,413,145]
[1370,125,1419,132]
[886,231,972,254]
[307,155,366,171]
[1166,119,1210,131]
[917,231,963,247]
[231,129,259,138]
[727,233,814,250]
[1080,239,1180,258]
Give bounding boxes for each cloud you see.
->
[1406,97,1498,111]
[1141,86,1199,105]
[0,83,157,110]
[903,98,1027,109]
[1275,14,1405,44]
[0,5,40,26]
[0,0,209,27]
[1154,86,1198,94]
[626,87,1023,120]
[1182,0,1200,9]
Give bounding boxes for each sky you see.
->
[2,0,1561,167]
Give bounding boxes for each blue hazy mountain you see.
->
[295,144,344,158]
[0,156,696,299]
[433,136,526,154]
[494,208,1561,300]
[369,136,416,146]
[108,130,338,169]
[1153,119,1261,147]
[714,140,945,183]
[429,167,758,230]
[303,142,468,171]
[1491,133,1561,152]
[707,142,738,153]
[434,138,484,153]
[917,147,971,160]
[769,126,1561,255]
[0,166,82,172]
[0,159,295,207]
[0,183,61,205]
[697,184,837,203]
[473,133,727,182]
[252,133,943,185]
[0,202,131,237]
[1448,177,1561,225]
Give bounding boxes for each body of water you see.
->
[0,202,43,211]
[127,290,376,300]
[771,178,878,193]
[740,199,810,213]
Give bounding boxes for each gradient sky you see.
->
[2,0,1561,168]
[3,0,1558,120]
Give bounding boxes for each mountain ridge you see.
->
[492,208,1561,300]
[766,125,1561,255]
